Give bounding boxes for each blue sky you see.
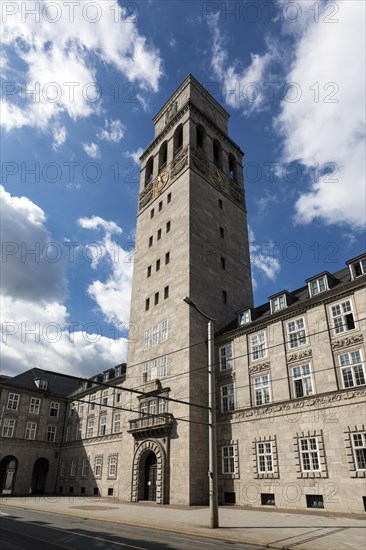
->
[1,0,365,377]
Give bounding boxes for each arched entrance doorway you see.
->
[144,452,157,501]
[0,456,18,494]
[31,458,49,494]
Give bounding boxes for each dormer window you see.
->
[271,294,286,313]
[239,309,251,325]
[348,256,366,279]
[35,379,48,390]
[308,275,327,297]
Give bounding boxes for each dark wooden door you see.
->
[144,453,157,501]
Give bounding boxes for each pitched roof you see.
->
[2,367,81,397]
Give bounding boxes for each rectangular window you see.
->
[79,403,84,416]
[46,425,57,442]
[167,193,171,204]
[221,384,235,413]
[99,414,107,436]
[60,461,65,478]
[87,417,94,438]
[287,318,307,349]
[352,258,366,278]
[250,331,267,361]
[164,286,169,299]
[115,388,122,403]
[7,393,19,410]
[76,421,82,440]
[147,265,151,277]
[149,235,153,247]
[29,397,41,414]
[108,455,118,478]
[351,432,366,470]
[310,276,327,296]
[89,394,96,411]
[2,418,15,438]
[157,229,162,240]
[221,257,226,270]
[69,403,75,417]
[222,290,227,304]
[257,442,273,472]
[222,446,235,473]
[331,300,355,334]
[165,251,170,265]
[153,324,159,345]
[142,362,149,384]
[271,294,286,312]
[101,390,108,407]
[159,200,163,211]
[253,375,271,406]
[155,292,159,305]
[292,364,313,397]
[239,310,251,325]
[158,399,166,414]
[149,399,157,415]
[49,401,60,417]
[156,259,160,271]
[150,208,154,219]
[144,329,150,349]
[151,359,158,379]
[39,380,48,390]
[220,226,224,238]
[160,356,168,378]
[25,422,37,440]
[339,350,365,387]
[94,456,103,478]
[219,343,233,371]
[166,221,171,233]
[161,319,168,341]
[65,425,72,442]
[218,199,223,209]
[145,298,150,311]
[70,459,77,477]
[300,437,320,471]
[113,413,121,433]
[81,458,89,477]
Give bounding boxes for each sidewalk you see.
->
[1,496,365,550]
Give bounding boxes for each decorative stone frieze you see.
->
[331,333,364,350]
[248,362,270,375]
[287,349,312,364]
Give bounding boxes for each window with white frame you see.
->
[142,363,149,384]
[161,319,168,341]
[350,258,366,278]
[250,331,267,361]
[89,394,96,411]
[292,364,314,398]
[81,458,89,477]
[46,425,57,442]
[300,437,320,471]
[351,432,366,470]
[219,343,233,371]
[2,418,15,438]
[149,399,157,415]
[94,456,103,478]
[7,393,19,410]
[115,388,122,403]
[25,422,37,440]
[76,421,82,440]
[113,413,121,433]
[59,460,65,478]
[221,384,235,413]
[79,403,84,415]
[160,356,168,378]
[101,390,108,407]
[29,397,41,414]
[99,414,107,436]
[253,374,271,406]
[87,417,94,438]
[257,442,273,472]
[70,459,77,477]
[330,299,355,334]
[339,350,365,388]
[38,379,48,390]
[49,401,60,417]
[222,445,235,473]
[140,402,148,416]
[152,324,159,345]
[239,309,251,325]
[309,276,327,296]
[144,329,150,349]
[108,455,118,478]
[65,425,72,442]
[158,398,166,414]
[287,318,307,349]
[151,359,158,379]
[271,294,286,313]
[69,403,76,417]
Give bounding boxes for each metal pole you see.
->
[208,319,219,528]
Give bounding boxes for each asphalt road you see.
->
[0,506,264,550]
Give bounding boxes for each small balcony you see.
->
[128,413,174,439]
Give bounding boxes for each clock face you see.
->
[154,171,169,196]
[211,167,228,191]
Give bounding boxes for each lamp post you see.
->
[183,297,219,529]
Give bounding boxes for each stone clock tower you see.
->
[124,75,253,505]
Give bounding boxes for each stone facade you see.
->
[1,77,365,514]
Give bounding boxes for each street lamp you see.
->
[183,297,219,529]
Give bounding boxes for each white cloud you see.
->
[249,226,281,289]
[52,124,67,150]
[78,216,133,324]
[208,13,273,115]
[82,142,101,159]
[169,36,177,48]
[1,0,162,137]
[124,148,144,165]
[0,186,127,377]
[275,0,365,229]
[98,119,124,143]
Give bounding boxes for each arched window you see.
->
[159,141,168,170]
[228,153,237,182]
[145,156,154,187]
[196,124,205,150]
[213,139,222,169]
[173,124,183,155]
